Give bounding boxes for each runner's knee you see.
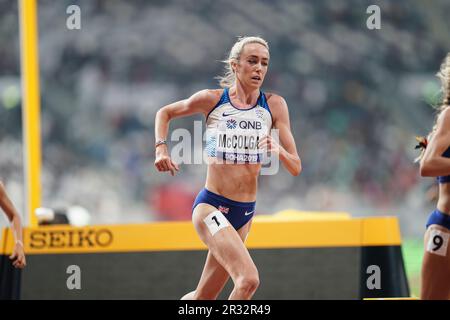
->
[235,273,260,294]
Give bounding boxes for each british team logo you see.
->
[255,109,264,119]
[218,206,229,214]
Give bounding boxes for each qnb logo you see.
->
[226,119,237,129]
[29,229,113,249]
[225,119,263,130]
[238,120,262,130]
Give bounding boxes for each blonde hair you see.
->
[415,53,450,162]
[216,36,269,88]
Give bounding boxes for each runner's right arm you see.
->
[154,89,221,176]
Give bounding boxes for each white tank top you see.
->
[205,88,273,164]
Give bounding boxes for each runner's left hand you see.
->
[258,135,282,156]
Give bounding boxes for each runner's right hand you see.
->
[154,145,179,176]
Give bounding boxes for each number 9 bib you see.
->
[426,228,450,256]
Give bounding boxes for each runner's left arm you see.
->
[259,95,302,176]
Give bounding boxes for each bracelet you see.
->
[155,140,167,148]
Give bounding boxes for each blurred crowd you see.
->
[1,0,449,235]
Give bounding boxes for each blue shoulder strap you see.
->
[259,91,272,120]
[206,88,228,120]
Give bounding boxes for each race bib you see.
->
[215,116,267,163]
[204,211,230,236]
[426,228,450,256]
